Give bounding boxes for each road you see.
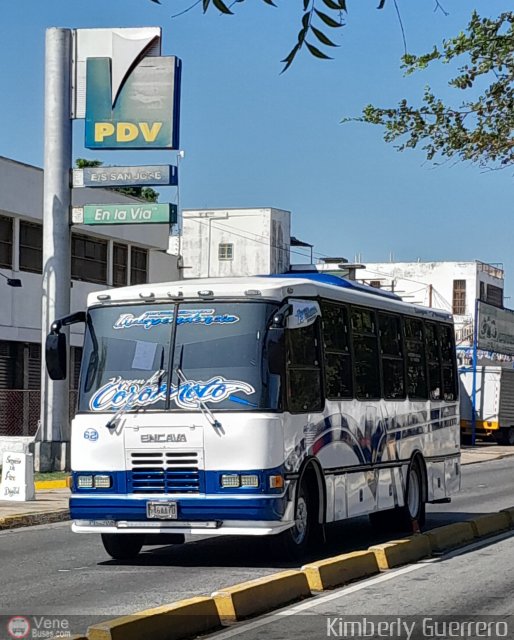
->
[1,457,514,634]
[209,532,514,640]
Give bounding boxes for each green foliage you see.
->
[74,159,159,202]
[352,11,514,169]
[188,0,355,71]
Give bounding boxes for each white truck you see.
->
[460,365,514,445]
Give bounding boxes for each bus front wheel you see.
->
[101,534,144,560]
[274,481,314,560]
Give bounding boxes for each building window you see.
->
[486,284,503,308]
[130,246,148,285]
[71,233,108,284]
[218,243,234,261]
[369,280,382,289]
[113,243,128,287]
[19,221,43,274]
[0,215,13,269]
[452,280,466,315]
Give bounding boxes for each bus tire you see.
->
[496,427,514,446]
[372,460,425,533]
[274,480,314,560]
[398,458,426,529]
[101,534,144,560]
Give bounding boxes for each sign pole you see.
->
[471,297,479,447]
[40,28,73,470]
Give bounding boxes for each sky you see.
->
[0,1,513,300]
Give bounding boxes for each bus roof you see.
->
[87,274,453,322]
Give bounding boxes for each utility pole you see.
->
[39,28,73,471]
[428,284,433,307]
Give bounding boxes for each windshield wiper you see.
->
[176,367,223,431]
[105,348,166,429]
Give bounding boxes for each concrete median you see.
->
[424,521,476,552]
[212,570,311,623]
[86,597,221,640]
[369,535,432,570]
[470,512,511,538]
[302,550,379,591]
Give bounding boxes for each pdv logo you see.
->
[85,55,181,150]
[84,428,99,442]
[7,616,30,639]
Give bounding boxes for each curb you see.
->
[86,597,221,640]
[49,506,514,640]
[0,509,69,530]
[212,570,311,623]
[302,550,379,591]
[35,479,70,490]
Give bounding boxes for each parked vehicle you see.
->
[460,365,514,445]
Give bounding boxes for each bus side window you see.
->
[425,321,442,400]
[378,313,405,399]
[439,324,458,401]
[352,307,380,400]
[286,321,323,413]
[404,318,428,400]
[321,302,352,399]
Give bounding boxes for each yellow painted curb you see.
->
[424,522,475,552]
[369,535,431,570]
[500,507,514,528]
[212,570,311,623]
[0,509,69,530]
[35,479,70,490]
[87,596,220,640]
[301,550,379,591]
[470,512,511,538]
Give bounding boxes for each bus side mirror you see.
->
[46,332,67,380]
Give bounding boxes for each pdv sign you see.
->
[85,56,181,149]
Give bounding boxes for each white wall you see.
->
[180,207,290,278]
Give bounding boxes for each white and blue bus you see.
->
[46,274,460,559]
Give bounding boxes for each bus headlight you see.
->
[240,475,259,487]
[220,474,240,488]
[77,475,93,488]
[94,475,112,489]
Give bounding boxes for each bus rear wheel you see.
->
[398,459,425,529]
[495,427,514,446]
[370,460,425,533]
[101,534,144,560]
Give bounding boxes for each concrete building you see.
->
[179,208,291,278]
[355,260,505,348]
[0,156,178,451]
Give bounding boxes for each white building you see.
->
[179,208,291,278]
[355,261,505,347]
[0,156,178,444]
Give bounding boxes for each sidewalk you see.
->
[1,447,514,530]
[0,488,69,530]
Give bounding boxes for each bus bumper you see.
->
[71,519,293,536]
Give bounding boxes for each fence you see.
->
[0,390,78,437]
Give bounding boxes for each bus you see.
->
[46,273,460,560]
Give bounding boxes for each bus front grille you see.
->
[128,451,202,494]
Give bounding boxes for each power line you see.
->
[183,214,329,262]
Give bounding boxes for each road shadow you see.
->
[99,508,495,569]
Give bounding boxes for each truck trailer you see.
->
[460,365,514,445]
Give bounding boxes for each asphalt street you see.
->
[1,457,514,634]
[209,532,514,640]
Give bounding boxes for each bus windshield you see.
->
[78,301,282,413]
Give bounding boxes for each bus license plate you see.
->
[147,501,178,520]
